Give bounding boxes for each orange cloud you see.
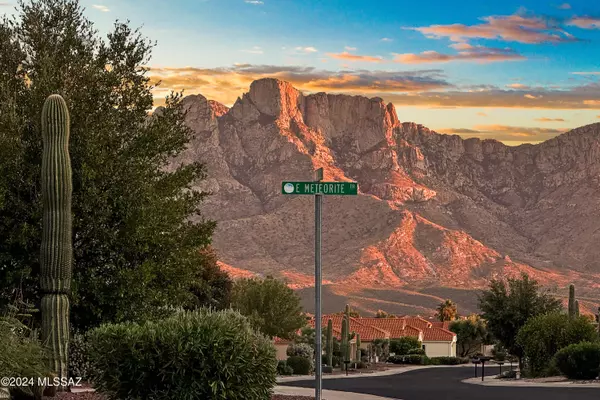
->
[535,117,565,122]
[567,16,600,29]
[477,112,487,116]
[394,45,524,64]
[507,83,529,89]
[148,64,600,110]
[441,124,568,142]
[410,13,576,44]
[326,51,385,63]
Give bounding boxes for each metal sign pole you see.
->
[314,168,323,400]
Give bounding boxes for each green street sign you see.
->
[281,181,358,196]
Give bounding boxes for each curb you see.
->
[462,377,600,388]
[274,385,398,400]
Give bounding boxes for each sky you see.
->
[3,0,600,145]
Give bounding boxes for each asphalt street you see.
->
[280,366,599,400]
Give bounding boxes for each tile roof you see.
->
[273,336,293,344]
[360,318,425,341]
[431,321,452,330]
[310,315,389,341]
[422,327,456,342]
[399,316,432,331]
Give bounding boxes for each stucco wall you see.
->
[275,343,289,360]
[423,341,456,357]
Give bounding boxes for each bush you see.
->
[390,337,421,355]
[322,365,333,373]
[517,313,598,376]
[87,309,277,400]
[430,356,470,365]
[277,361,293,376]
[407,348,426,355]
[355,361,368,369]
[69,330,93,382]
[287,356,313,375]
[387,354,429,365]
[554,342,600,380]
[287,343,313,359]
[0,316,48,379]
[331,355,341,367]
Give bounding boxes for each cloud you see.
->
[92,4,110,12]
[381,38,393,42]
[345,46,357,51]
[477,112,488,116]
[506,83,529,89]
[148,64,600,111]
[242,46,263,54]
[535,117,566,122]
[571,71,600,75]
[557,3,571,9]
[148,64,451,106]
[326,51,385,63]
[441,124,567,141]
[393,44,525,64]
[244,0,264,4]
[0,2,12,6]
[410,12,576,44]
[295,46,318,53]
[567,16,600,29]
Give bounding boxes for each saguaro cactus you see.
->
[568,284,576,319]
[40,94,72,384]
[575,300,580,317]
[355,333,361,363]
[326,319,333,367]
[341,313,348,369]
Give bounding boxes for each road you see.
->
[280,366,599,400]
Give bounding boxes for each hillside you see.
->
[164,78,600,316]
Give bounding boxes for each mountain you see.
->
[166,78,600,317]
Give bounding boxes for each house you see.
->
[275,314,458,361]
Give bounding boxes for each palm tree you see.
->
[436,300,458,322]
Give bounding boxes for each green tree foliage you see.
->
[375,309,397,318]
[436,299,458,322]
[390,337,421,355]
[231,276,306,340]
[0,0,231,329]
[478,274,562,368]
[554,342,600,380]
[449,315,490,357]
[516,313,598,376]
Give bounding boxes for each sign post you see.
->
[282,170,358,400]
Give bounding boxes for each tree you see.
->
[231,277,306,340]
[389,337,421,355]
[375,309,397,318]
[436,299,458,322]
[478,274,562,368]
[449,315,490,357]
[516,312,598,376]
[0,0,231,330]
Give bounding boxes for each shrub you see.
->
[387,354,429,365]
[87,309,277,400]
[69,330,93,382]
[355,361,368,369]
[287,343,313,359]
[430,356,469,365]
[322,365,333,373]
[277,361,293,376]
[390,337,421,355]
[554,342,600,380]
[517,313,599,376]
[287,356,313,375]
[331,355,341,367]
[407,348,426,355]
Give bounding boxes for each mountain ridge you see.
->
[163,77,600,316]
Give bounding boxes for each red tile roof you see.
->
[422,327,456,342]
[431,321,452,330]
[399,316,432,331]
[273,336,293,344]
[310,315,389,341]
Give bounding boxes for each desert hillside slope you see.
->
[163,78,600,316]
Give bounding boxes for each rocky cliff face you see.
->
[168,78,600,315]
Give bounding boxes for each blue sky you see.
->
[3,0,600,144]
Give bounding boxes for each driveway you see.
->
[279,366,599,400]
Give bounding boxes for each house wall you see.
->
[422,341,456,357]
[275,343,289,360]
